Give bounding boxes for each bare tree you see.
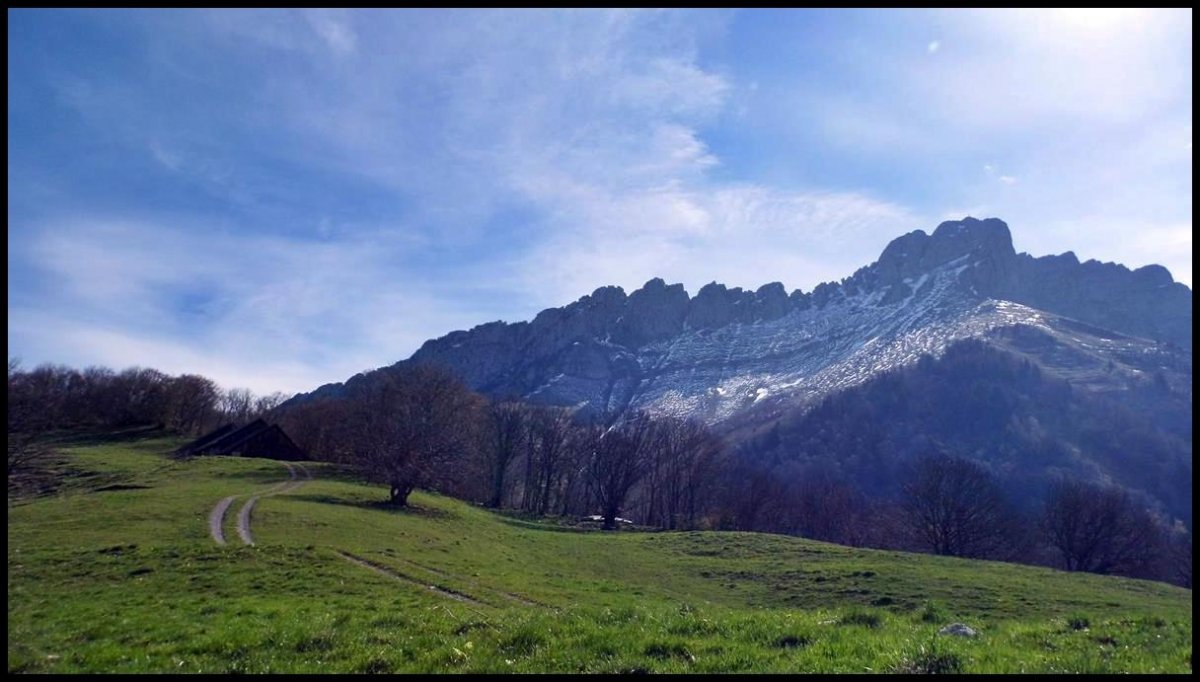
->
[8,360,53,476]
[722,457,788,532]
[16,364,73,428]
[276,397,347,461]
[1041,479,1164,577]
[78,366,118,425]
[557,426,593,517]
[163,374,221,434]
[221,387,255,425]
[642,417,726,530]
[484,399,528,508]
[339,364,481,507]
[520,406,575,515]
[901,454,1018,559]
[113,367,170,427]
[585,413,657,530]
[252,391,287,419]
[786,472,869,545]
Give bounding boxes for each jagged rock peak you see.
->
[1132,264,1174,286]
[875,216,1015,286]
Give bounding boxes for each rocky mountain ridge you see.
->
[290,217,1191,427]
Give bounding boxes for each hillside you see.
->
[728,337,1193,525]
[7,431,1192,673]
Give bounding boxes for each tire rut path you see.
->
[335,550,489,607]
[237,462,312,545]
[388,554,547,607]
[209,496,237,545]
[207,460,312,547]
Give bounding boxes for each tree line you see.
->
[721,449,1191,588]
[8,357,1190,588]
[275,364,727,532]
[7,358,285,474]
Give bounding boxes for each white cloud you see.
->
[148,139,182,171]
[14,215,505,394]
[303,10,357,55]
[518,184,921,306]
[927,40,940,53]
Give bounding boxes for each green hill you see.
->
[7,430,1191,673]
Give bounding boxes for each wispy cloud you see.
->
[518,185,919,306]
[13,215,499,394]
[303,9,357,55]
[148,139,183,171]
[7,9,1190,395]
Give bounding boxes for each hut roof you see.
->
[177,419,306,460]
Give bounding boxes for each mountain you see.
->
[284,216,1191,524]
[293,218,1189,426]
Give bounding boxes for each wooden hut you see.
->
[177,419,307,461]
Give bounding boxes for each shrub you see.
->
[839,610,882,628]
[919,600,947,624]
[1066,614,1090,631]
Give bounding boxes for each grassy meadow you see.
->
[7,430,1192,673]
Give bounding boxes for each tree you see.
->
[643,416,726,530]
[112,367,170,427]
[163,374,221,434]
[900,454,1019,559]
[720,450,788,532]
[8,360,53,476]
[276,397,347,460]
[483,399,528,508]
[221,387,255,425]
[78,366,118,425]
[786,471,869,546]
[585,413,656,530]
[1041,479,1164,577]
[523,406,575,515]
[252,391,287,419]
[340,364,481,507]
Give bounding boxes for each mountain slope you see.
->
[728,336,1193,525]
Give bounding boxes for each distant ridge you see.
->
[286,217,1190,424]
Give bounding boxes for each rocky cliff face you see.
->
[293,218,1192,425]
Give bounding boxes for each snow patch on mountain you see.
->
[624,257,1052,423]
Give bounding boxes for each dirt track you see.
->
[208,496,237,545]
[334,550,488,606]
[207,461,312,546]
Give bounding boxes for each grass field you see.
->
[7,429,1192,673]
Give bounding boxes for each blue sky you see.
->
[8,9,1192,395]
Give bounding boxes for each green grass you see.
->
[8,431,1192,673]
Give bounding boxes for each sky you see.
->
[7,8,1193,396]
